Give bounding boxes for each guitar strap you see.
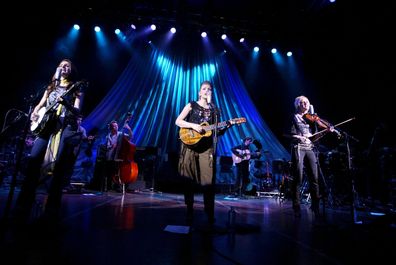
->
[51,104,64,159]
[42,104,64,173]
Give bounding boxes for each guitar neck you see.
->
[46,81,83,112]
[202,121,228,131]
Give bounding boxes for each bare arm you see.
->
[292,134,312,144]
[31,90,49,121]
[175,103,202,132]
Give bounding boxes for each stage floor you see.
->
[0,187,395,265]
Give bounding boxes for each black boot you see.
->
[186,205,194,225]
[311,199,320,217]
[293,203,301,218]
[294,207,301,218]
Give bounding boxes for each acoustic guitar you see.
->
[179,117,246,145]
[231,149,261,164]
[231,149,252,164]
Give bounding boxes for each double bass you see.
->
[113,112,138,186]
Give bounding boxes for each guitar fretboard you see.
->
[202,121,228,131]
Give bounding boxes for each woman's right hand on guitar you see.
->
[193,124,204,133]
[30,112,39,122]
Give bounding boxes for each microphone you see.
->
[309,104,315,115]
[54,67,62,86]
[207,94,214,109]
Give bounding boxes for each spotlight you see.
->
[115,29,121,35]
[151,24,156,31]
[131,24,136,30]
[239,38,245,43]
[271,48,277,54]
[170,27,176,34]
[201,32,207,38]
[286,51,292,57]
[73,24,80,30]
[221,34,227,40]
[253,47,259,52]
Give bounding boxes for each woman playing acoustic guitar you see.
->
[175,80,232,225]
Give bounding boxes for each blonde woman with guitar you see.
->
[13,59,88,227]
[175,81,244,225]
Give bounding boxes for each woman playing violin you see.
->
[290,95,321,218]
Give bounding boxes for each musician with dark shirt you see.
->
[175,80,231,225]
[62,114,94,192]
[231,137,254,196]
[13,59,87,226]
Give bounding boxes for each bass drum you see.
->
[249,159,269,179]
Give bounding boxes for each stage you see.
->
[1,185,395,265]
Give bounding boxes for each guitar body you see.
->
[232,149,251,164]
[179,122,212,145]
[31,108,58,136]
[30,107,46,132]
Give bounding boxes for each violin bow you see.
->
[309,117,356,141]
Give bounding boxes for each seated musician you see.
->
[104,120,133,192]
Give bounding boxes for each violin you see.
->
[303,113,342,140]
[303,113,332,129]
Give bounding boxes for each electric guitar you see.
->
[30,81,87,136]
[179,117,246,145]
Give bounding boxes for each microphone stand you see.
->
[343,131,362,224]
[211,104,219,166]
[1,104,33,226]
[314,146,329,218]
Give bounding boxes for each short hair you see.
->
[108,120,118,129]
[294,95,309,110]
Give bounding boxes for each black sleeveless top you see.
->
[185,101,215,152]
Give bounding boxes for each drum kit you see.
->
[248,156,292,193]
[0,133,34,186]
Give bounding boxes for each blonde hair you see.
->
[294,95,309,110]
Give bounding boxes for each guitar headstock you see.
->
[229,117,246,125]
